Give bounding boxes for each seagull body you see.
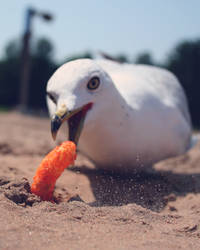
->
[47,59,191,173]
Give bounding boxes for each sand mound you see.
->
[0,111,200,249]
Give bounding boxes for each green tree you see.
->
[135,52,154,65]
[0,40,21,106]
[28,38,57,109]
[0,38,58,110]
[114,54,128,63]
[166,39,200,127]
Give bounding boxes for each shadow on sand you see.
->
[69,165,200,212]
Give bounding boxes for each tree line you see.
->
[0,37,199,127]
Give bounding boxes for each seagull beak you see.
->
[51,104,71,141]
[51,103,93,145]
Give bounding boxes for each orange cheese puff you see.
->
[31,141,76,201]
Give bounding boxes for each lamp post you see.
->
[19,7,53,112]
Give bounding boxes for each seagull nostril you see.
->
[55,104,68,118]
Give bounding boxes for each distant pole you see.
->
[19,8,35,112]
[19,7,53,112]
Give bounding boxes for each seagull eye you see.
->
[47,92,57,104]
[87,77,100,90]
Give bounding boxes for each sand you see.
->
[0,111,200,250]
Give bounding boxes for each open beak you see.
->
[51,103,93,145]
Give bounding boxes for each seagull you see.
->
[46,58,192,173]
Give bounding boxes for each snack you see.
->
[31,141,76,201]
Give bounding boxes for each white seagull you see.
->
[46,58,192,173]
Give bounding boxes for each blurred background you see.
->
[0,0,200,127]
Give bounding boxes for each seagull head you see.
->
[46,59,114,145]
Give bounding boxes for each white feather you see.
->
[47,59,192,173]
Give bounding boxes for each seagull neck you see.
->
[104,85,128,119]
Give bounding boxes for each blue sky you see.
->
[0,0,200,63]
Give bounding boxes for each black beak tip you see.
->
[51,115,62,140]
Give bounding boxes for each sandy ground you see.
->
[0,111,200,250]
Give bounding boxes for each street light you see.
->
[19,7,53,112]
